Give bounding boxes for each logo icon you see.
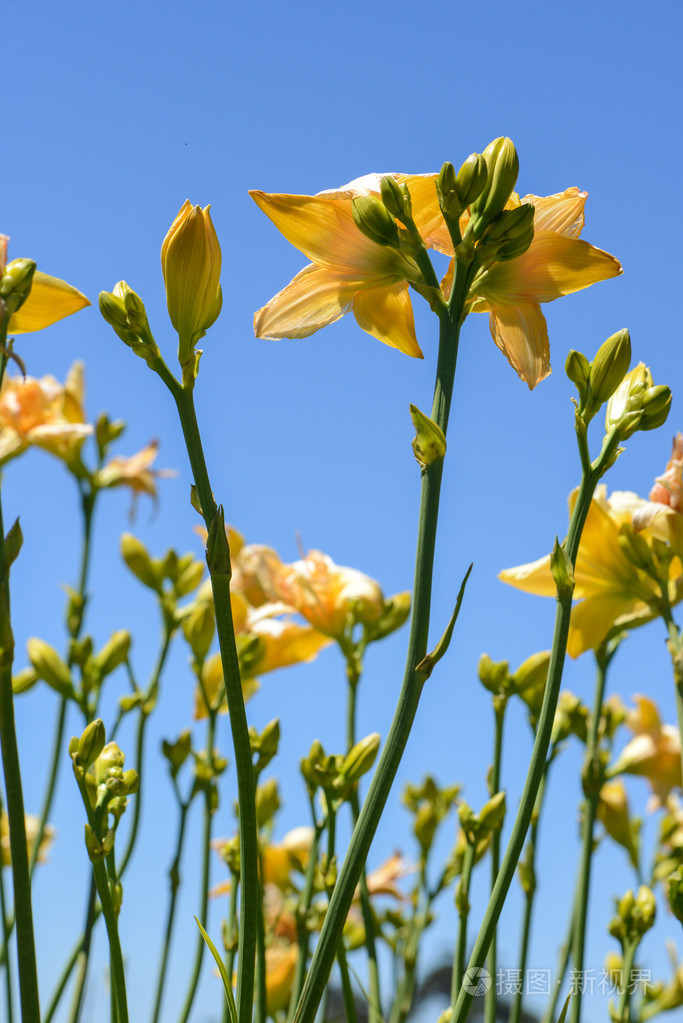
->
[462,967,492,996]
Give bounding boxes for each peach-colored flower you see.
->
[363,852,415,899]
[500,485,683,657]
[609,696,682,806]
[0,362,92,464]
[251,174,444,359]
[97,440,174,503]
[633,433,683,556]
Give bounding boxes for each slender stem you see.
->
[570,645,613,1023]
[323,793,357,1023]
[658,599,683,787]
[255,856,266,1023]
[177,712,218,1023]
[66,878,97,1023]
[287,815,323,1023]
[452,842,475,1004]
[151,788,190,1023]
[388,861,431,1023]
[617,940,637,1023]
[485,700,506,1023]
[152,356,257,1023]
[0,325,41,1022]
[292,257,472,1023]
[541,894,577,1023]
[0,795,15,1023]
[91,857,128,1023]
[450,430,622,1023]
[222,870,241,1023]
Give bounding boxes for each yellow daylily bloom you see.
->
[97,440,175,503]
[0,362,92,465]
[438,187,622,388]
[499,486,683,657]
[609,696,682,806]
[251,173,444,358]
[5,263,90,334]
[261,826,314,889]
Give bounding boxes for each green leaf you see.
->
[195,917,238,1023]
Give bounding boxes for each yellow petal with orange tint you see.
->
[255,264,360,340]
[353,283,423,358]
[487,302,551,389]
[479,233,622,305]
[521,188,586,238]
[567,592,644,657]
[499,553,556,597]
[9,270,90,334]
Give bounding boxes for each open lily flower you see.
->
[437,188,622,387]
[500,486,683,657]
[0,362,92,465]
[633,433,683,555]
[251,174,443,358]
[97,440,175,504]
[609,696,682,806]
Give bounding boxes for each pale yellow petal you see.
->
[499,553,556,596]
[478,233,622,305]
[487,302,551,389]
[252,619,331,674]
[254,265,359,340]
[520,188,586,238]
[567,593,641,657]
[9,270,90,334]
[250,190,407,278]
[352,283,423,358]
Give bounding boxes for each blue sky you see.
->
[3,1,683,1021]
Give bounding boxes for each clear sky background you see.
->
[3,1,683,1021]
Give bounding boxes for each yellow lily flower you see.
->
[251,174,444,358]
[499,485,683,657]
[261,826,314,889]
[0,237,89,333]
[438,187,622,388]
[96,440,175,503]
[609,696,682,806]
[0,362,92,465]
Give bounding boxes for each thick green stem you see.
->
[153,357,257,1023]
[0,327,41,1022]
[570,646,613,1023]
[450,430,622,1023]
[292,257,471,1023]
[324,794,357,1023]
[151,786,190,1023]
[255,858,266,1023]
[485,701,506,1023]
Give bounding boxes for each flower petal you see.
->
[254,264,359,340]
[520,188,586,238]
[479,233,622,305]
[499,553,556,596]
[9,271,90,334]
[487,302,551,389]
[250,190,411,279]
[567,592,641,657]
[352,283,423,358]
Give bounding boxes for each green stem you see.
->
[91,857,128,1023]
[540,895,576,1023]
[177,712,218,1023]
[323,794,357,1023]
[617,940,638,1023]
[0,326,41,1022]
[222,870,241,1023]
[450,429,622,1023]
[292,255,472,1023]
[66,878,97,1023]
[658,599,683,788]
[485,700,506,1023]
[452,842,475,1005]
[151,785,190,1023]
[255,855,266,1023]
[287,813,323,1023]
[388,861,431,1023]
[0,794,15,1023]
[570,645,614,1023]
[152,356,257,1023]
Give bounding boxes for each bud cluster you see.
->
[300,734,380,802]
[608,885,656,947]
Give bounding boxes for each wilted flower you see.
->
[500,486,683,656]
[609,696,682,806]
[1,811,55,866]
[161,200,222,361]
[251,174,445,358]
[0,362,92,465]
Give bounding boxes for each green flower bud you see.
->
[634,885,656,933]
[566,349,591,401]
[477,653,510,695]
[255,778,280,826]
[77,719,106,769]
[605,363,671,439]
[470,137,519,239]
[162,731,192,776]
[640,385,672,432]
[366,591,411,642]
[12,667,38,695]
[410,403,446,468]
[27,638,74,698]
[479,790,506,835]
[414,802,439,852]
[99,289,136,343]
[454,153,488,207]
[343,732,380,783]
[84,823,104,861]
[436,161,460,219]
[351,195,399,247]
[92,630,131,680]
[121,533,161,591]
[0,259,37,315]
[380,176,412,225]
[589,329,632,408]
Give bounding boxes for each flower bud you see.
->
[639,385,672,432]
[566,349,591,400]
[454,153,488,207]
[77,719,106,769]
[589,329,632,406]
[343,732,380,783]
[92,630,131,680]
[0,258,37,315]
[479,790,506,835]
[121,533,161,591]
[379,176,412,225]
[617,525,654,573]
[667,865,683,923]
[351,195,399,247]
[469,137,519,239]
[27,638,73,698]
[605,363,671,439]
[436,161,460,219]
[410,403,446,468]
[161,200,222,364]
[477,653,510,695]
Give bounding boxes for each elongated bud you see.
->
[436,161,460,219]
[77,719,106,768]
[27,638,73,697]
[640,385,672,432]
[589,329,631,405]
[92,630,131,679]
[343,732,380,782]
[566,349,591,401]
[477,653,510,694]
[100,281,160,361]
[470,137,519,239]
[380,176,412,224]
[479,790,506,834]
[479,203,534,263]
[351,195,399,247]
[454,153,488,207]
[410,403,446,468]
[0,259,37,315]
[121,533,161,591]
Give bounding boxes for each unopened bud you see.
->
[92,630,131,680]
[0,259,37,315]
[667,865,683,922]
[27,638,73,698]
[470,137,519,239]
[436,161,460,219]
[380,177,412,225]
[343,732,380,783]
[617,525,654,572]
[566,349,591,399]
[479,791,506,834]
[477,653,509,694]
[352,195,399,247]
[640,385,672,432]
[410,403,446,468]
[589,329,632,406]
[121,533,161,591]
[77,719,106,769]
[605,363,671,439]
[454,153,488,207]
